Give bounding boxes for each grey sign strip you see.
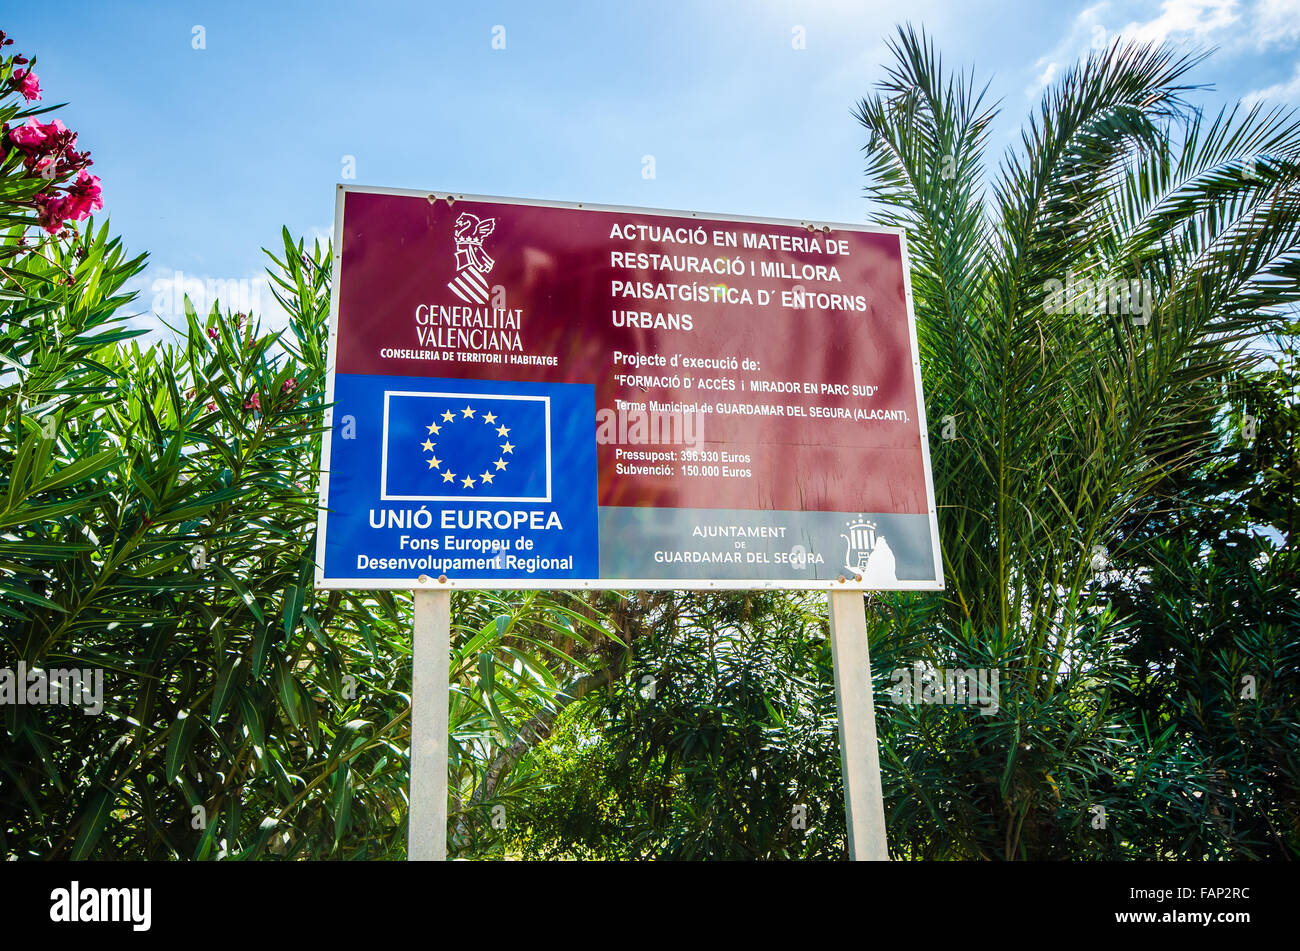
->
[598,507,937,584]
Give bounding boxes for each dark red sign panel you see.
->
[316,187,942,590]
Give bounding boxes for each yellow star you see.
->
[441,410,455,423]
[425,422,441,435]
[426,454,441,469]
[500,441,514,454]
[480,470,495,484]
[421,439,435,452]
[482,412,497,425]
[442,471,456,483]
[461,405,475,418]
[496,425,509,437]
[461,475,476,488]
[495,458,508,470]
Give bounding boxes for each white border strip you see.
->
[313,186,348,589]
[898,231,946,588]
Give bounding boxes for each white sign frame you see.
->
[314,185,944,593]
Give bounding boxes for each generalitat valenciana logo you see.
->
[447,212,497,305]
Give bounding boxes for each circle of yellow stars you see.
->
[421,404,515,489]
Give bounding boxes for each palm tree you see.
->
[855,26,1300,857]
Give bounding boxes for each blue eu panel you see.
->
[323,374,597,581]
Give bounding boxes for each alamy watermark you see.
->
[1043,272,1154,325]
[151,270,265,321]
[0,661,104,714]
[888,661,1000,715]
[50,881,150,931]
[596,399,705,452]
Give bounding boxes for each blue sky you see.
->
[6,0,1299,330]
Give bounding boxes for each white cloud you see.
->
[1028,1,1112,97]
[1027,0,1299,97]
[303,224,334,253]
[1118,0,1241,46]
[1244,59,1300,102]
[1253,0,1300,47]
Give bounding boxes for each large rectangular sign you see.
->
[315,186,943,590]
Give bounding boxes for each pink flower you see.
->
[243,392,261,412]
[206,327,219,340]
[9,117,62,152]
[34,192,66,233]
[206,401,217,411]
[8,118,79,172]
[12,69,40,101]
[58,147,91,175]
[282,377,297,393]
[62,170,102,221]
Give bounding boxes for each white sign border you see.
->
[314,185,944,592]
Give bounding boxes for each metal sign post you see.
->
[408,588,450,860]
[828,590,889,860]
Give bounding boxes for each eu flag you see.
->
[381,391,550,501]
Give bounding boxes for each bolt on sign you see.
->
[315,186,943,591]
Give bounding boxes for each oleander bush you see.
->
[0,31,619,859]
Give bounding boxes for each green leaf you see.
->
[282,583,304,639]
[211,656,242,721]
[165,710,200,785]
[69,791,113,860]
[277,667,301,728]
[251,623,271,677]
